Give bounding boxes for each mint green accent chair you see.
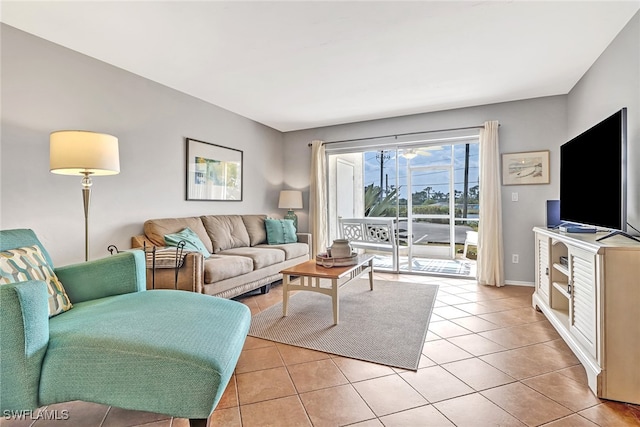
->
[1,229,251,426]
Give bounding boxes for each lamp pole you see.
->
[81,172,93,261]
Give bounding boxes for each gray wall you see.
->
[283,96,567,285]
[567,11,639,233]
[1,25,284,265]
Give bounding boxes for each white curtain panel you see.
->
[309,140,328,257]
[477,121,505,286]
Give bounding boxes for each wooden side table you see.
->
[280,255,374,325]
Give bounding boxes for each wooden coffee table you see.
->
[281,254,374,325]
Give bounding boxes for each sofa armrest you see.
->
[0,281,50,411]
[131,234,156,248]
[145,252,204,293]
[296,233,312,254]
[55,251,146,304]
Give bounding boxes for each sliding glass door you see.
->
[327,134,479,276]
[405,163,455,270]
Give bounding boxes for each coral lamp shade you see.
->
[278,190,303,210]
[50,130,120,175]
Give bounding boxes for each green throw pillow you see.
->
[164,227,211,258]
[264,219,298,245]
[0,245,73,317]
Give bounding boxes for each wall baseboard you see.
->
[504,280,534,287]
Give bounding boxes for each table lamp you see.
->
[278,190,303,230]
[50,130,120,261]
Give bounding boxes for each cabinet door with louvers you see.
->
[535,234,550,302]
[569,247,598,359]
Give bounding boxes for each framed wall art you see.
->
[186,138,243,201]
[502,150,550,185]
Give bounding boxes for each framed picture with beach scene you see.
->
[502,150,550,185]
[186,138,243,201]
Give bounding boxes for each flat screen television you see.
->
[560,108,627,232]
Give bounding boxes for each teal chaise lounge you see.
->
[0,229,251,426]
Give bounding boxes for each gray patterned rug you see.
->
[248,279,438,370]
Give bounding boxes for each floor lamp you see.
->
[50,130,120,261]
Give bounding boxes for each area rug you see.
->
[248,279,438,371]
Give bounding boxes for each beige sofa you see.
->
[131,214,311,299]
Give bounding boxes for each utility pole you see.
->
[463,144,470,218]
[376,150,390,203]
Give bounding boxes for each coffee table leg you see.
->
[368,259,374,290]
[332,278,339,325]
[282,273,290,317]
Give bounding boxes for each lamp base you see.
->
[284,210,298,230]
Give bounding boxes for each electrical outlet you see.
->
[511,192,519,202]
[512,254,519,264]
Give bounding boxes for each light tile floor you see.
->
[4,273,640,427]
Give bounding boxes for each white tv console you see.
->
[532,227,640,405]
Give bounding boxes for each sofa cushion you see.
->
[242,215,268,246]
[255,243,309,260]
[203,255,253,283]
[164,227,211,258]
[144,217,213,254]
[43,290,250,418]
[264,219,298,244]
[201,215,251,253]
[218,247,285,270]
[0,245,73,317]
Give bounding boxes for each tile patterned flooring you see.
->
[4,273,640,427]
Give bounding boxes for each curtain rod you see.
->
[307,124,497,147]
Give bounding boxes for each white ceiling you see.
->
[2,1,639,132]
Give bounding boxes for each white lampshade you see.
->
[50,130,120,175]
[278,190,303,210]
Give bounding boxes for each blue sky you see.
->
[363,144,479,200]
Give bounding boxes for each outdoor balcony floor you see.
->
[371,254,477,278]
